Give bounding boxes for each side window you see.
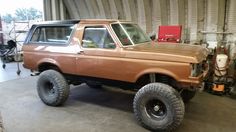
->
[30,26,73,44]
[82,26,116,49]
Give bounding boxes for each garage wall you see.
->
[43,0,236,44]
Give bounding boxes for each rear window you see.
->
[30,26,73,44]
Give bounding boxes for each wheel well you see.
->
[136,73,177,89]
[38,63,61,73]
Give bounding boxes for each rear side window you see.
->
[30,26,73,44]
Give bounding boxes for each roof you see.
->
[80,19,131,24]
[34,19,81,25]
[33,19,132,26]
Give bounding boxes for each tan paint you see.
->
[23,19,208,87]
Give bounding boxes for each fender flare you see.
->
[37,58,61,71]
[134,68,179,82]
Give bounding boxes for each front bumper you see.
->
[180,63,209,88]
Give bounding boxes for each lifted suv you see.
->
[23,19,208,131]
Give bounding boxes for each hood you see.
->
[122,42,209,63]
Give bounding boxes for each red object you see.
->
[157,25,182,43]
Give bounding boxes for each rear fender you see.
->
[37,58,61,71]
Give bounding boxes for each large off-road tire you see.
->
[37,70,70,106]
[133,83,185,131]
[180,89,196,103]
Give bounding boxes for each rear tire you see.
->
[133,83,184,131]
[37,70,69,106]
[180,89,196,103]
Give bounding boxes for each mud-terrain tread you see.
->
[133,83,185,131]
[37,70,69,106]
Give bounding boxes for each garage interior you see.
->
[1,0,236,132]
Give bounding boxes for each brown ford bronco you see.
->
[23,19,208,131]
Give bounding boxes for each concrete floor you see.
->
[0,112,2,132]
[0,62,236,132]
[0,62,31,82]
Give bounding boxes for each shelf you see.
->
[199,31,234,34]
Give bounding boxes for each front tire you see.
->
[133,83,185,131]
[37,70,70,106]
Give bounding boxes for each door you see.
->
[76,25,126,81]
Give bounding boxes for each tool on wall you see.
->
[157,25,182,43]
[150,25,182,44]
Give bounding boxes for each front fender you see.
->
[135,68,179,82]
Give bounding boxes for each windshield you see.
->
[111,23,151,46]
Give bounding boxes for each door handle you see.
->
[77,50,84,54]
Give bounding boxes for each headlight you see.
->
[191,63,198,77]
[190,62,205,77]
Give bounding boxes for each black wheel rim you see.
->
[43,81,56,97]
[145,99,167,119]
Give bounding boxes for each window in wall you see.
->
[30,26,73,44]
[82,26,116,49]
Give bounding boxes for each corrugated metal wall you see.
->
[43,0,236,44]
